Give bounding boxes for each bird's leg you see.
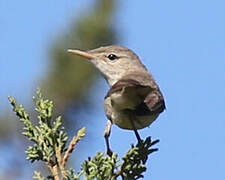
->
[129,117,142,143]
[104,119,113,156]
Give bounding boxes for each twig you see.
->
[111,169,122,180]
[62,128,85,168]
[62,135,80,168]
[47,161,60,180]
[55,146,66,178]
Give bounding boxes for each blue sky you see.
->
[1,0,225,179]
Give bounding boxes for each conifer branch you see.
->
[9,90,159,179]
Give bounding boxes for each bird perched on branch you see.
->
[68,45,165,156]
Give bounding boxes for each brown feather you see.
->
[105,79,165,116]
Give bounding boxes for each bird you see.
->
[68,45,165,156]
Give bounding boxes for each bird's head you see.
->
[68,45,148,86]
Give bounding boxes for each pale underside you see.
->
[104,88,160,130]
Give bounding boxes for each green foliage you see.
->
[9,90,159,180]
[82,138,159,180]
[82,153,118,180]
[64,169,82,180]
[9,90,85,179]
[120,138,159,179]
[9,89,68,163]
[33,171,46,180]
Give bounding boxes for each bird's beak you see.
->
[67,49,95,60]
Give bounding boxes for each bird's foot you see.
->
[106,148,113,157]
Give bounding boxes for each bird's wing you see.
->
[105,79,165,116]
[142,89,165,114]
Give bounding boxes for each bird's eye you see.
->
[107,54,118,60]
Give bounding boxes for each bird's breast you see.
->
[110,90,141,110]
[104,94,159,130]
[111,109,158,130]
